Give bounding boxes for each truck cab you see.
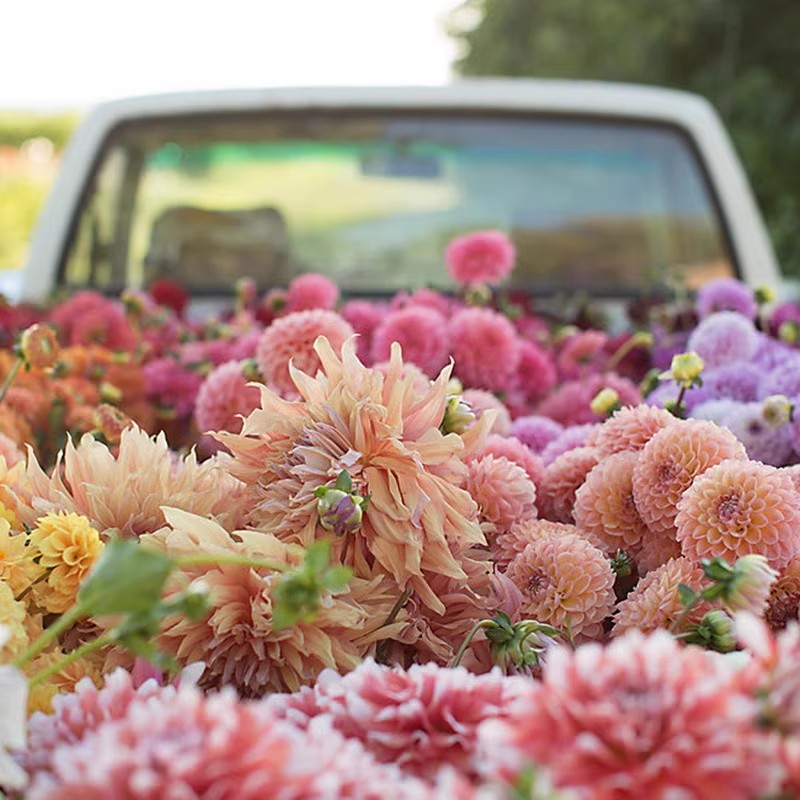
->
[19,80,781,304]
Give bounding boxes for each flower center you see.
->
[716,492,741,523]
[526,569,549,597]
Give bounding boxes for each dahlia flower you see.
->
[371,305,450,377]
[687,310,760,368]
[194,360,261,435]
[724,402,793,466]
[11,425,226,538]
[466,454,537,532]
[0,581,29,659]
[556,330,608,380]
[721,554,778,616]
[537,373,642,426]
[537,446,600,524]
[585,404,676,457]
[509,415,563,454]
[287,271,339,311]
[340,299,385,361]
[692,398,740,426]
[635,530,683,574]
[144,508,403,696]
[493,519,587,571]
[612,557,708,636]
[482,631,782,799]
[513,341,557,404]
[766,554,800,630]
[0,518,38,596]
[676,459,800,569]
[255,309,354,397]
[504,530,615,640]
[540,423,598,465]
[697,277,758,320]
[220,336,489,616]
[632,419,747,538]
[702,362,764,402]
[461,389,511,436]
[760,356,800,401]
[449,308,521,393]
[445,230,515,286]
[477,434,543,486]
[573,450,649,557]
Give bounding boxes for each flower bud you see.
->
[19,324,60,369]
[755,285,776,305]
[464,283,492,307]
[684,610,736,653]
[721,554,778,615]
[762,394,793,428]
[590,387,620,417]
[121,288,149,318]
[93,404,133,445]
[632,330,654,348]
[665,351,704,387]
[440,394,476,435]
[99,382,123,404]
[316,488,364,536]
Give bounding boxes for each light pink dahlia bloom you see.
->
[287,271,339,311]
[194,360,260,435]
[537,446,601,524]
[466,454,537,532]
[370,305,450,377]
[445,230,516,287]
[476,434,544,487]
[586,403,677,457]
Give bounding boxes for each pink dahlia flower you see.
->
[586,404,677,457]
[194,360,261,435]
[445,230,516,287]
[632,419,747,538]
[504,529,615,639]
[556,330,609,380]
[143,357,204,419]
[687,310,760,368]
[371,305,450,377]
[466,454,537,531]
[449,308,522,393]
[537,446,601,523]
[461,389,512,436]
[676,459,800,569]
[540,423,598,465]
[514,341,557,403]
[482,631,781,799]
[49,290,137,351]
[340,299,385,362]
[477,434,544,487]
[509,415,563,454]
[573,450,649,557]
[255,309,354,397]
[493,519,586,571]
[287,271,339,311]
[536,374,641,426]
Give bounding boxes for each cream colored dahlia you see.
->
[612,557,708,636]
[504,529,615,640]
[586,403,677,457]
[217,337,486,615]
[11,426,227,538]
[537,446,601,524]
[143,508,405,696]
[676,459,800,569]
[632,419,747,538]
[573,450,649,558]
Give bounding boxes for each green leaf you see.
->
[677,583,698,608]
[78,538,174,617]
[334,470,353,493]
[304,539,332,574]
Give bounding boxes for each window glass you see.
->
[63,113,733,295]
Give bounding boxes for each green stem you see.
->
[374,587,413,665]
[669,596,700,634]
[175,553,289,573]
[0,357,22,404]
[450,620,493,668]
[28,630,115,688]
[605,336,637,372]
[14,567,50,602]
[13,602,85,669]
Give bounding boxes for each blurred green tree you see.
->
[450,0,800,276]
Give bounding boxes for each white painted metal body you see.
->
[20,79,782,301]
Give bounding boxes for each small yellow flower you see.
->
[590,387,620,417]
[0,581,30,659]
[662,351,704,388]
[755,285,776,305]
[779,321,799,344]
[0,518,41,597]
[24,646,103,715]
[29,512,104,614]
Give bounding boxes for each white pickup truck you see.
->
[12,79,782,303]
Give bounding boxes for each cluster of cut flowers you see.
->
[4,231,800,796]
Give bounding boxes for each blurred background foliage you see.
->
[449,0,800,276]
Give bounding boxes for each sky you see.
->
[0,0,463,109]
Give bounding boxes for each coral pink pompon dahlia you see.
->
[676,459,800,569]
[218,336,487,615]
[445,230,516,286]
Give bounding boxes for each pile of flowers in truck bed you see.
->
[4,232,800,797]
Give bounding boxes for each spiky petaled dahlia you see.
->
[218,337,487,616]
[466,454,537,532]
[481,631,782,799]
[586,404,676,457]
[143,508,403,696]
[687,310,760,368]
[537,446,600,524]
[445,229,515,286]
[462,389,511,436]
[268,659,535,783]
[632,419,747,538]
[676,459,800,569]
[370,305,450,377]
[287,271,339,311]
[510,415,563,454]
[477,434,544,486]
[504,530,615,639]
[255,309,354,397]
[10,426,226,538]
[27,684,427,800]
[766,554,800,630]
[494,519,587,571]
[449,308,521,393]
[573,451,649,560]
[194,360,261,435]
[612,557,708,636]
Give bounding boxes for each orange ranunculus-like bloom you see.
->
[144,508,405,696]
[218,337,487,615]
